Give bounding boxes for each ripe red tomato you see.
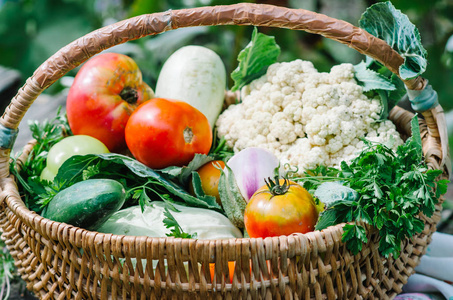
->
[244,178,318,238]
[190,160,225,205]
[66,53,154,152]
[125,98,212,169]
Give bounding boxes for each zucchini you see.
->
[155,45,227,129]
[42,179,126,230]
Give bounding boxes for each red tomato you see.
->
[66,53,154,152]
[244,178,318,238]
[125,98,212,169]
[190,160,225,205]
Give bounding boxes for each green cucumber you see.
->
[42,179,126,230]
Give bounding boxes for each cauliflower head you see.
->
[216,59,403,173]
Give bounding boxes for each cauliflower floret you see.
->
[284,138,330,171]
[216,59,404,174]
[328,63,356,84]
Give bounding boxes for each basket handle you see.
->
[0,3,447,178]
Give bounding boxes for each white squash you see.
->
[155,45,227,128]
[97,201,243,240]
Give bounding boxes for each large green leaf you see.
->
[56,153,222,211]
[359,1,427,80]
[231,27,280,91]
[159,153,214,186]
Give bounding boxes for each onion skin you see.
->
[226,147,280,202]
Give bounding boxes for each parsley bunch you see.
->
[298,116,449,258]
[10,108,71,212]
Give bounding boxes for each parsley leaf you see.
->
[163,208,197,239]
[342,224,368,254]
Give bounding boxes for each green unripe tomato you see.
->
[40,135,109,182]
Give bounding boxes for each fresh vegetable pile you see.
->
[10,2,448,259]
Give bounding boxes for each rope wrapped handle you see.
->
[0,3,447,178]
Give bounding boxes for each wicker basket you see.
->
[0,3,450,299]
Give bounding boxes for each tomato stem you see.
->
[264,175,290,196]
[183,127,193,144]
[120,87,138,104]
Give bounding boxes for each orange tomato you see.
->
[209,261,235,283]
[190,160,225,205]
[244,178,318,238]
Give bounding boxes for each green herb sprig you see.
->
[22,107,71,176]
[296,116,449,258]
[163,208,197,239]
[10,107,71,212]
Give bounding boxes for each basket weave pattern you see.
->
[0,4,449,299]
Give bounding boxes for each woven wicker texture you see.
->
[0,3,449,299]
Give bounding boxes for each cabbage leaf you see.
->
[359,1,427,80]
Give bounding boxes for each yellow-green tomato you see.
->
[244,179,319,238]
[40,135,109,182]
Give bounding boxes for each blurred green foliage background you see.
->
[1,0,452,100]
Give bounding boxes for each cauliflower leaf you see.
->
[231,27,280,91]
[354,61,407,120]
[353,61,396,92]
